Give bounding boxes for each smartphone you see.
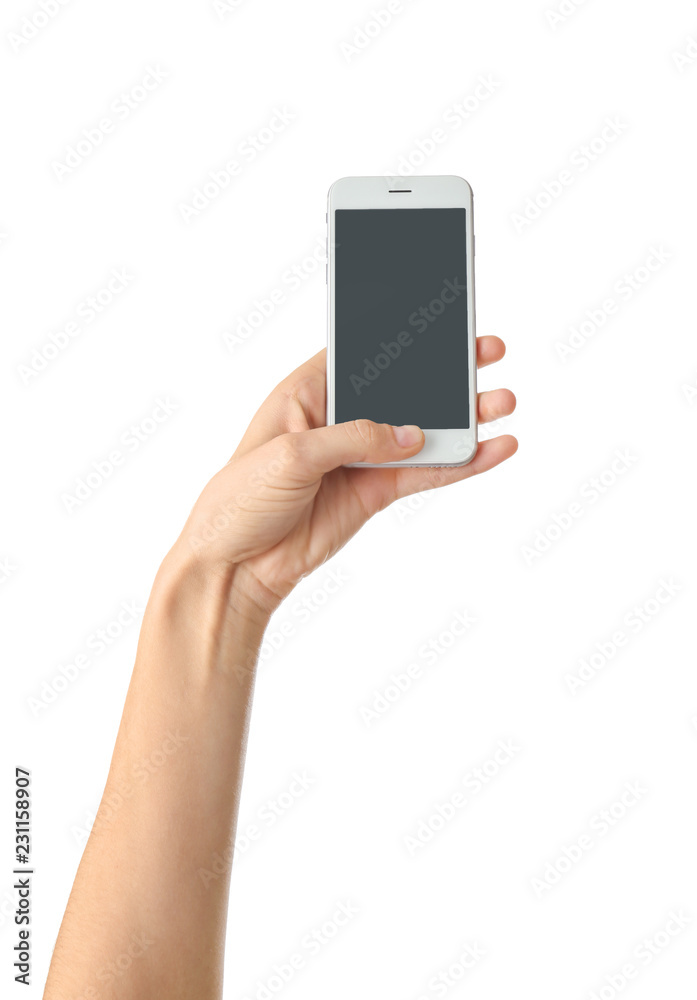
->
[326,175,477,467]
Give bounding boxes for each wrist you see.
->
[147,542,272,683]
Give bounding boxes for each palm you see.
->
[223,344,515,601]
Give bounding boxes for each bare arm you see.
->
[43,343,516,999]
[44,555,269,998]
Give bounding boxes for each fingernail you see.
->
[393,424,423,447]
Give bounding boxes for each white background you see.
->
[2,0,697,996]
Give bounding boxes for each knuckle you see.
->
[282,376,318,414]
[350,418,378,448]
[275,432,302,466]
[250,435,299,486]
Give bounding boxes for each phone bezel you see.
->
[326,175,477,468]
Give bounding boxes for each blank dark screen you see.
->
[334,208,469,428]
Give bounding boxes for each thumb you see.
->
[284,419,425,476]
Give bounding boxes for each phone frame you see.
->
[326,175,477,468]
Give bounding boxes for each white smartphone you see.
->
[326,175,477,468]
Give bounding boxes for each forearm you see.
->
[44,547,270,1000]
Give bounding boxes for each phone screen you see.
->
[334,207,469,429]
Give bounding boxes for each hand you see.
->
[175,340,517,616]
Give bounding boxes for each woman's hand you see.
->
[174,339,517,617]
[44,337,516,1000]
